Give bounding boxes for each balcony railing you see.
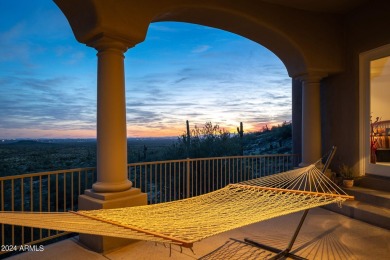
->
[0,168,96,255]
[129,154,299,204]
[0,154,298,255]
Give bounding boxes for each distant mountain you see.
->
[8,140,45,145]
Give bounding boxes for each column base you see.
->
[78,188,147,253]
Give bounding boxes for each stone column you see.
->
[298,73,326,166]
[78,36,147,253]
[92,37,132,193]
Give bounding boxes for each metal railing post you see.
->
[186,158,190,198]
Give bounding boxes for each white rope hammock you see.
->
[0,164,353,248]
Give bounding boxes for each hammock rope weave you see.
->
[0,164,353,248]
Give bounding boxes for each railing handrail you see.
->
[0,167,97,181]
[1,154,297,180]
[128,154,298,166]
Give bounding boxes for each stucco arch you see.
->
[54,0,345,78]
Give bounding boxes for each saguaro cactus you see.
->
[237,122,244,138]
[237,122,244,155]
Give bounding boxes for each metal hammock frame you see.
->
[244,145,339,260]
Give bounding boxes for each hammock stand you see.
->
[244,146,338,260]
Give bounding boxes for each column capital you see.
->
[86,33,134,53]
[295,71,328,83]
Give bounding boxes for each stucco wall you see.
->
[321,0,390,172]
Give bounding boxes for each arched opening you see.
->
[125,21,292,138]
[54,0,346,167]
[151,6,309,78]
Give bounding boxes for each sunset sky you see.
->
[0,1,292,139]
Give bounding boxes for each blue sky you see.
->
[0,1,291,139]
